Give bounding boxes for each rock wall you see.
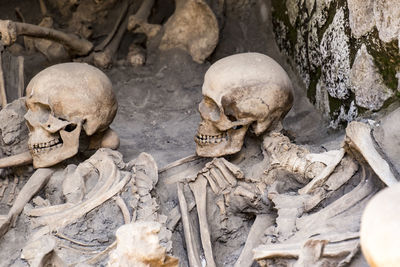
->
[271,0,400,127]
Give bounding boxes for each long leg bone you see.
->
[177,182,202,267]
[189,175,216,267]
[0,20,93,56]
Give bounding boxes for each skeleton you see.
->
[252,120,400,266]
[0,63,175,266]
[18,148,173,266]
[0,62,119,237]
[169,53,395,266]
[173,53,310,266]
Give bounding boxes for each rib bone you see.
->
[189,175,216,267]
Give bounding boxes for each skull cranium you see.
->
[195,53,294,157]
[25,63,117,168]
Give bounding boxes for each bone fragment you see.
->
[167,198,195,230]
[177,182,202,267]
[114,195,131,224]
[298,148,345,195]
[38,0,48,16]
[159,154,198,173]
[234,214,274,267]
[209,167,229,190]
[127,43,146,66]
[93,2,135,68]
[159,0,219,63]
[219,158,244,179]
[0,178,6,198]
[0,20,93,56]
[14,8,35,53]
[234,185,256,200]
[189,175,216,267]
[7,176,18,206]
[0,168,54,237]
[294,240,328,267]
[95,0,129,52]
[345,121,398,187]
[25,203,75,217]
[108,222,178,267]
[0,151,33,168]
[17,56,24,97]
[21,234,66,267]
[127,0,161,39]
[89,127,120,150]
[212,158,237,186]
[253,239,359,261]
[202,171,220,194]
[0,47,6,109]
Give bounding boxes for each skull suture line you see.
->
[195,53,294,157]
[25,63,117,168]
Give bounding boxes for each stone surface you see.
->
[286,0,299,26]
[320,7,351,100]
[271,0,399,124]
[374,0,400,43]
[0,98,28,157]
[347,0,375,38]
[350,44,393,110]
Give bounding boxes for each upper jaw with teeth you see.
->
[195,133,228,144]
[30,138,63,154]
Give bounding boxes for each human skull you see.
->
[195,53,294,157]
[25,63,117,168]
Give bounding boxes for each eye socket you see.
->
[226,114,237,122]
[64,124,77,132]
